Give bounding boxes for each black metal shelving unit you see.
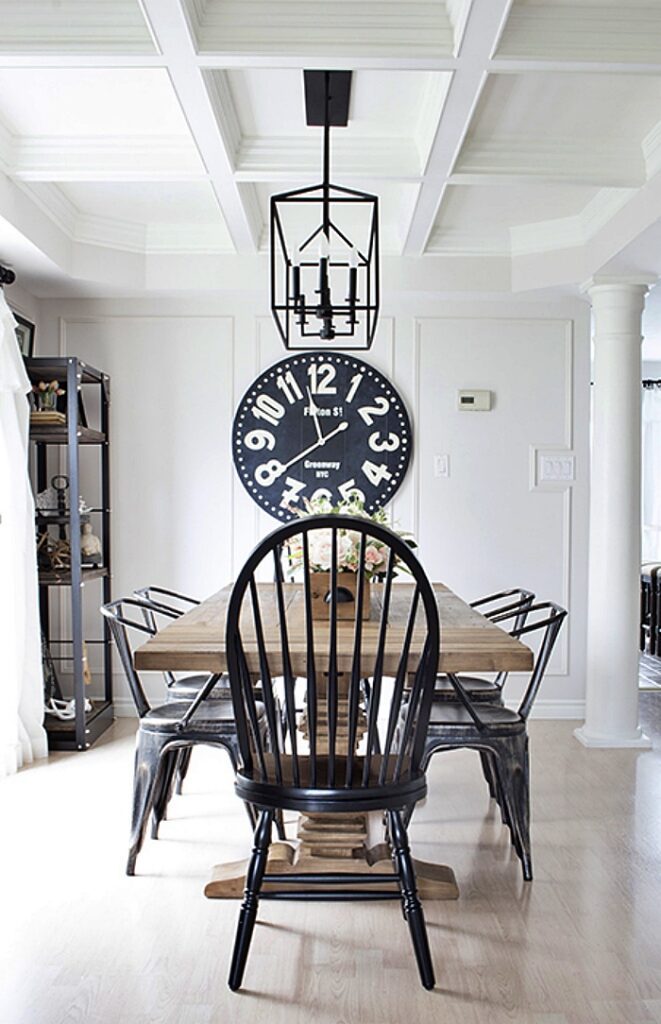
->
[26,357,113,751]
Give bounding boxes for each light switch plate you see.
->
[530,446,575,490]
[434,454,449,478]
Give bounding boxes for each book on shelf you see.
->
[30,410,66,425]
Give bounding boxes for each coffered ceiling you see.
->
[1,0,661,296]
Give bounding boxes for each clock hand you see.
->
[306,386,324,443]
[276,420,349,476]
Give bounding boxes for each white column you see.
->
[575,279,653,748]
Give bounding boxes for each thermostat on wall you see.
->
[457,389,492,411]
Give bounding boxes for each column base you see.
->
[573,725,652,749]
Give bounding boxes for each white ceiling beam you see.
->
[139,0,260,253]
[402,0,514,256]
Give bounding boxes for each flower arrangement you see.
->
[32,379,65,412]
[287,494,416,582]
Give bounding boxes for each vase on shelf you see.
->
[309,571,371,621]
[37,391,58,412]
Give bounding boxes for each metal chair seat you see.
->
[142,699,265,734]
[427,701,523,735]
[433,674,501,702]
[166,673,231,702]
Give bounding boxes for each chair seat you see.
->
[235,754,427,814]
[166,673,231,701]
[427,702,524,736]
[142,700,264,734]
[433,674,502,702]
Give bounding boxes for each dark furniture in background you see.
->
[224,514,441,992]
[27,357,112,751]
[640,564,661,656]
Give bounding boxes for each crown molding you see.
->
[235,136,421,181]
[203,69,242,166]
[12,134,205,181]
[497,5,661,64]
[510,188,635,257]
[76,212,145,252]
[0,0,156,54]
[146,221,231,253]
[454,135,643,188]
[17,181,79,237]
[425,225,510,256]
[189,0,454,57]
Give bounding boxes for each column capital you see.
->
[580,274,657,298]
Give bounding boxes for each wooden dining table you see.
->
[134,581,533,900]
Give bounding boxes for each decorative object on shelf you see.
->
[80,523,102,565]
[13,312,35,358]
[270,70,379,351]
[232,351,412,520]
[41,632,61,705]
[287,494,416,620]
[32,377,64,412]
[36,530,71,572]
[35,477,90,518]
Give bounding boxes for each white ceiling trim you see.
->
[0,0,156,54]
[496,6,661,64]
[10,135,206,181]
[140,0,261,253]
[453,135,645,189]
[183,0,455,58]
[510,189,636,258]
[404,0,515,255]
[234,137,421,182]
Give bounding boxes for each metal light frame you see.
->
[270,70,380,351]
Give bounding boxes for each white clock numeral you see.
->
[276,370,303,405]
[357,395,389,426]
[252,393,285,427]
[368,430,400,453]
[345,372,364,404]
[310,487,333,504]
[280,476,306,508]
[255,459,284,487]
[338,479,366,503]
[361,460,392,487]
[308,362,337,395]
[244,429,276,451]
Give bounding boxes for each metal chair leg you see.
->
[175,746,193,794]
[388,809,435,990]
[228,809,274,991]
[127,729,170,875]
[151,748,179,838]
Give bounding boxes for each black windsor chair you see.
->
[421,601,567,882]
[224,514,441,992]
[101,597,268,876]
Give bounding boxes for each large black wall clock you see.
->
[232,351,412,521]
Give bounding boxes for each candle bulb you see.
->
[292,263,301,304]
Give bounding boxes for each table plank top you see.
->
[134,582,533,676]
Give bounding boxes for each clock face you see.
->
[232,352,412,521]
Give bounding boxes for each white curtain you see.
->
[642,384,661,563]
[0,290,48,777]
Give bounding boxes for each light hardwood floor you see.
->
[1,700,661,1024]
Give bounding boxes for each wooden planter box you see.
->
[309,572,371,620]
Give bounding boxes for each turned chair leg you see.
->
[228,809,274,991]
[388,809,435,990]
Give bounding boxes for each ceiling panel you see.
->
[0,69,192,137]
[0,0,155,54]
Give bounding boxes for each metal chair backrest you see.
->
[101,597,179,718]
[226,514,440,791]
[487,601,566,720]
[133,587,199,687]
[469,588,535,688]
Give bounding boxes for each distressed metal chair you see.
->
[101,597,267,876]
[224,514,441,992]
[133,586,231,794]
[433,588,535,705]
[422,601,567,882]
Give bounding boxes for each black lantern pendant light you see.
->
[270,70,380,350]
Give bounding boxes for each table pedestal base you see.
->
[204,811,459,900]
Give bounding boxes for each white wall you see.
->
[37,291,591,716]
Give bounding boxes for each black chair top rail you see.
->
[225,514,440,805]
[133,586,200,686]
[467,588,535,687]
[448,601,567,727]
